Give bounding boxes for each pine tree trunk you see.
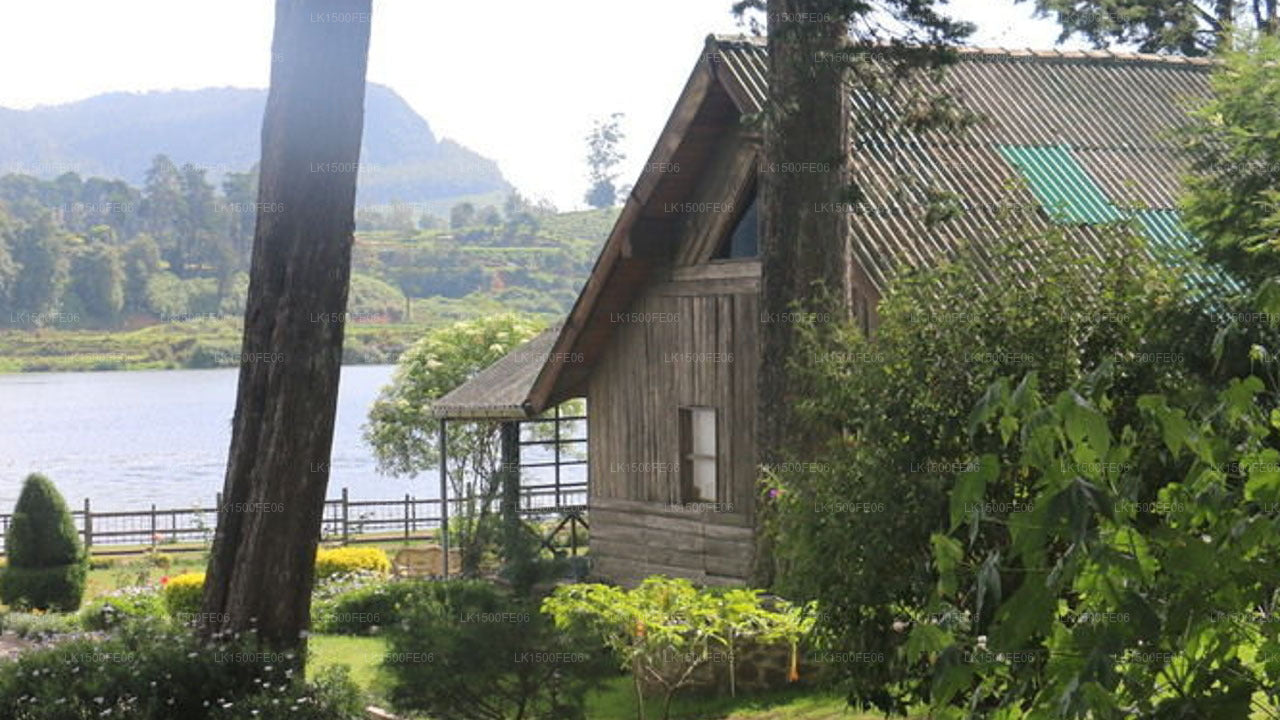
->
[753,0,852,586]
[200,0,372,656]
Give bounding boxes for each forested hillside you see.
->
[0,169,615,371]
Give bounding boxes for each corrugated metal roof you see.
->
[998,145,1124,224]
[708,35,1229,295]
[1136,209,1243,298]
[431,327,561,419]
[527,37,1235,409]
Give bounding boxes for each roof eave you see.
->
[525,37,730,413]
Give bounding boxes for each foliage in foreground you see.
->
[767,222,1214,713]
[382,579,615,720]
[544,576,813,720]
[0,474,88,611]
[910,351,1280,717]
[0,619,365,719]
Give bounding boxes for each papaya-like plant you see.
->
[543,577,812,720]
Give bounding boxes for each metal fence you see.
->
[0,404,590,557]
[0,481,586,556]
[0,413,590,555]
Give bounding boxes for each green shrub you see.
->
[79,586,164,631]
[0,619,365,719]
[311,572,417,635]
[314,546,390,580]
[383,579,615,720]
[0,473,88,611]
[766,228,1208,712]
[161,572,204,617]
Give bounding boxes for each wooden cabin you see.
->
[441,35,1221,586]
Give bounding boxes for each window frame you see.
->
[679,405,719,503]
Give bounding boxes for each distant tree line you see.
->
[0,159,613,331]
[0,155,259,329]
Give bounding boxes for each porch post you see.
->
[438,418,449,576]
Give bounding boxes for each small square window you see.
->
[679,406,717,502]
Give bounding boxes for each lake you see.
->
[0,365,441,512]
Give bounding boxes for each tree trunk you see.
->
[753,0,852,587]
[200,0,372,656]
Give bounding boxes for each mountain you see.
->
[0,84,510,207]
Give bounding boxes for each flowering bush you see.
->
[80,585,164,630]
[0,619,364,719]
[314,546,390,580]
[161,571,204,617]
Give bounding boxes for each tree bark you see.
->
[753,0,852,586]
[201,0,372,655]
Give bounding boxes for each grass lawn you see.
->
[585,676,874,720]
[309,634,389,702]
[82,553,207,602]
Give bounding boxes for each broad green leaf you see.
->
[905,622,952,661]
[950,454,996,530]
[1245,449,1280,504]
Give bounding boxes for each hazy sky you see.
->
[0,0,1084,210]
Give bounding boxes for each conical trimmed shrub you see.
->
[1,473,87,610]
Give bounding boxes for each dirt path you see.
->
[0,633,36,662]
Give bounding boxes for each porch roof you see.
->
[430,326,562,421]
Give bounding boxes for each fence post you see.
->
[150,504,157,549]
[404,494,410,541]
[554,405,562,508]
[83,498,93,551]
[341,487,350,545]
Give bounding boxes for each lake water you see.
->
[0,365,441,512]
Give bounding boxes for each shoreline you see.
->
[0,356,400,375]
[0,321,427,374]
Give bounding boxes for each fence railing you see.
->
[0,482,586,556]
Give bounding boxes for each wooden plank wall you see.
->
[590,497,753,587]
[587,262,759,585]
